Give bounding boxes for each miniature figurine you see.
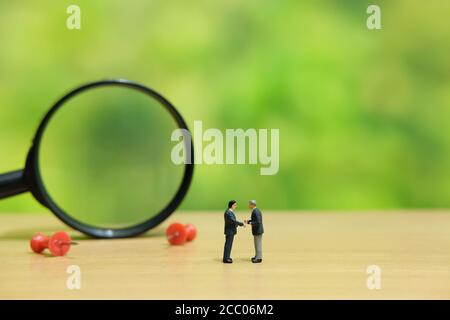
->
[223,200,245,263]
[244,200,264,263]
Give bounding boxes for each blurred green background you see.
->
[0,0,449,213]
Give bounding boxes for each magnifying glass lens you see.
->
[38,86,185,229]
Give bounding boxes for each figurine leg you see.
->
[223,234,234,260]
[254,235,262,260]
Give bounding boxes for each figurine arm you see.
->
[247,211,262,225]
[227,211,244,227]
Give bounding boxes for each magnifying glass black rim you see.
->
[25,79,194,238]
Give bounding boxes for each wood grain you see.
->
[0,211,449,299]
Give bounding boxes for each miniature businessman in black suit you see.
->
[244,200,264,263]
[223,200,245,263]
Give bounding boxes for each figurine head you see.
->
[248,200,256,209]
[228,200,237,210]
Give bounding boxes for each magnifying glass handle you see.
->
[0,170,28,199]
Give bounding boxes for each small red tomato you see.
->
[30,233,49,254]
[48,231,72,256]
[166,223,187,245]
[185,223,197,242]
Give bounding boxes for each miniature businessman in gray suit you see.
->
[223,200,245,263]
[245,200,264,263]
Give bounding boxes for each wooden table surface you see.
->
[0,211,449,299]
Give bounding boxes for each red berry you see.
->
[30,233,49,253]
[166,223,187,245]
[185,223,197,242]
[48,231,72,256]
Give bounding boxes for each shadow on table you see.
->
[213,257,253,263]
[0,226,165,240]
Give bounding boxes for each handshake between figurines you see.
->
[223,200,264,264]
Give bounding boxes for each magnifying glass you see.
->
[0,79,194,238]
